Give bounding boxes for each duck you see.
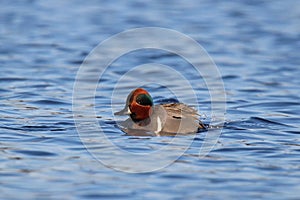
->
[115,88,206,136]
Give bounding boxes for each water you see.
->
[1,0,300,199]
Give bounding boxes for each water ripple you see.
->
[0,0,300,199]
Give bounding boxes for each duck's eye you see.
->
[136,94,153,106]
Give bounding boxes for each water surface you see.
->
[1,0,300,199]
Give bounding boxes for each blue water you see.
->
[1,0,300,199]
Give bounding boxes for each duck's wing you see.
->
[161,103,206,132]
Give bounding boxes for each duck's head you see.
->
[115,88,154,121]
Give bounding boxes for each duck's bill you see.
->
[114,107,131,116]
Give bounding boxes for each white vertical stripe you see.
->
[155,116,162,134]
